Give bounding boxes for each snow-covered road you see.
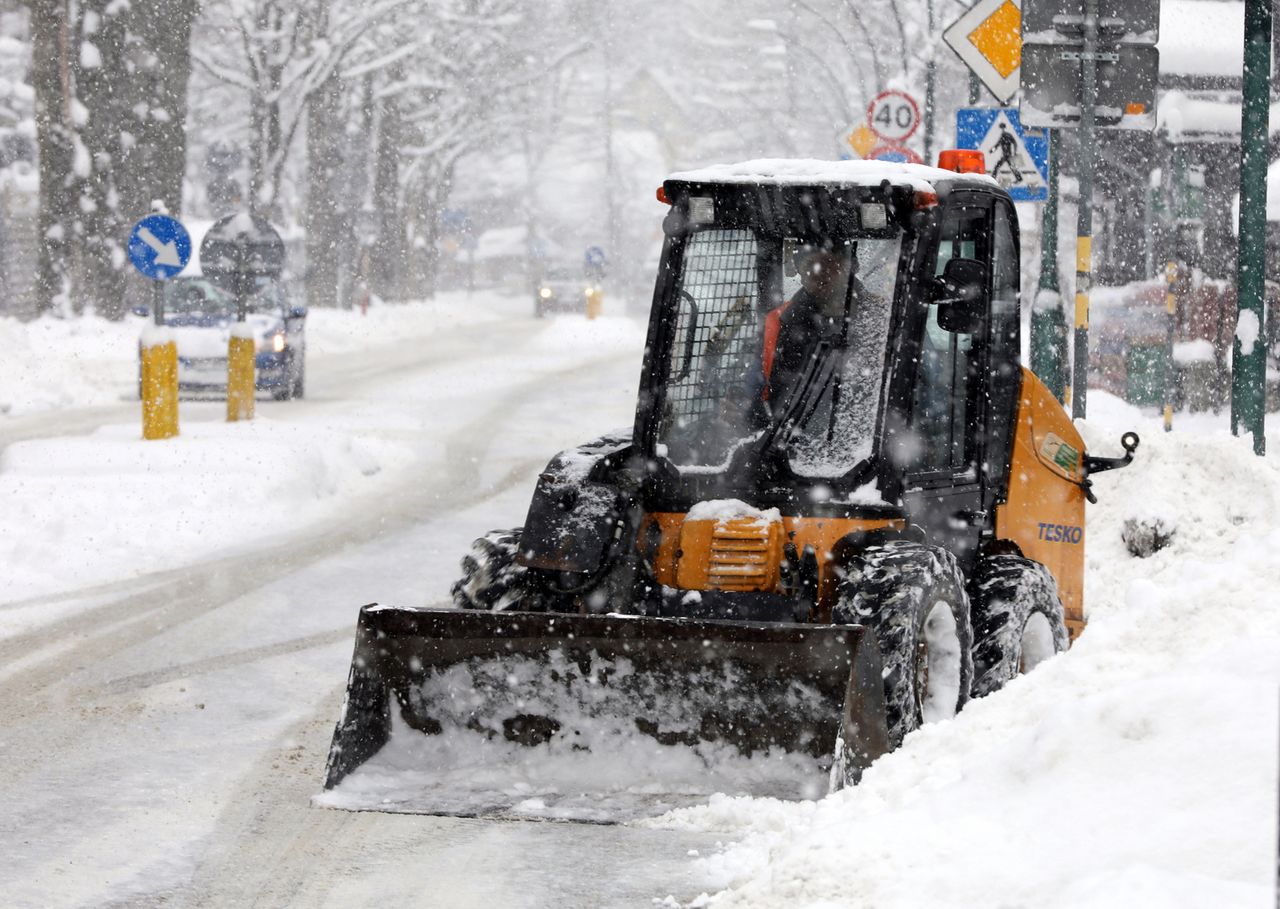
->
[2,292,1278,908]
[0,295,725,908]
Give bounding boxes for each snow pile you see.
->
[669,158,996,192]
[0,417,415,609]
[0,314,143,415]
[651,394,1280,908]
[1159,0,1244,77]
[0,293,529,419]
[304,291,516,357]
[318,652,829,823]
[686,499,782,525]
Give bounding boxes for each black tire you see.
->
[833,541,974,749]
[450,528,548,612]
[968,554,1069,698]
[292,361,305,399]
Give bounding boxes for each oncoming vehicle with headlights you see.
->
[534,265,594,318]
[138,276,307,400]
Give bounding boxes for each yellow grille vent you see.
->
[675,513,782,592]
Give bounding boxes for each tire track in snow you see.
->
[169,692,720,909]
[0,347,622,795]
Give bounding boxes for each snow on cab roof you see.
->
[667,158,997,193]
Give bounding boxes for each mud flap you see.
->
[323,605,890,803]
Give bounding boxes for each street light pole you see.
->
[1232,0,1270,455]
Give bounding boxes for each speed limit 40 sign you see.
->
[867,90,921,143]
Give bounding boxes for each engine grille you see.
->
[707,517,777,591]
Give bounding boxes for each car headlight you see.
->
[272,333,286,353]
[539,287,553,299]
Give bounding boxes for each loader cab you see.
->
[890,190,1022,566]
[638,164,1021,569]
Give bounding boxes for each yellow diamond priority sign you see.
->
[844,125,878,159]
[943,0,1022,105]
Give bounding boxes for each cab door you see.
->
[898,198,994,568]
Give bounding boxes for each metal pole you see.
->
[602,0,619,289]
[1071,0,1099,419]
[924,0,936,164]
[925,58,936,164]
[1163,261,1177,432]
[1232,0,1270,455]
[968,73,981,106]
[1032,130,1067,399]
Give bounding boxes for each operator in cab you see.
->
[761,240,869,412]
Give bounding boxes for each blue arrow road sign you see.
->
[127,214,192,280]
[956,108,1050,203]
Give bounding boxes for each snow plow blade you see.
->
[322,606,889,815]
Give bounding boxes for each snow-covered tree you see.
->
[28,0,196,318]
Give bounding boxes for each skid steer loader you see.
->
[320,153,1137,820]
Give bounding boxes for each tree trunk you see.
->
[370,64,404,300]
[31,0,197,318]
[119,0,197,220]
[73,0,129,318]
[305,70,346,308]
[30,0,76,316]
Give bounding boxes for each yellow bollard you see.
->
[226,331,256,422]
[585,287,603,320]
[140,335,179,440]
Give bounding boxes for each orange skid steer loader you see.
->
[320,154,1136,820]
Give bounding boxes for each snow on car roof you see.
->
[667,158,997,193]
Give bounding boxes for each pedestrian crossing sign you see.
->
[955,108,1050,203]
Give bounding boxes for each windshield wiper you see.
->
[757,341,838,455]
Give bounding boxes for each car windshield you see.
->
[163,278,285,317]
[164,279,234,316]
[655,228,902,477]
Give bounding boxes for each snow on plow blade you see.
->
[320,606,890,821]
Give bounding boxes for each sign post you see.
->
[1232,0,1270,455]
[200,213,287,423]
[1020,0,1160,417]
[127,214,192,441]
[1033,134,1068,400]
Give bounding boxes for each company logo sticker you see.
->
[1040,433,1080,474]
[1037,522,1083,544]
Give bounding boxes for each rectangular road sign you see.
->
[956,108,1050,202]
[1020,43,1158,129]
[1021,0,1158,44]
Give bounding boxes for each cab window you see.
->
[909,207,989,475]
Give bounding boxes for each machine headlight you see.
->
[539,287,553,299]
[272,332,286,353]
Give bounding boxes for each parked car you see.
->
[138,276,307,400]
[534,266,594,317]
